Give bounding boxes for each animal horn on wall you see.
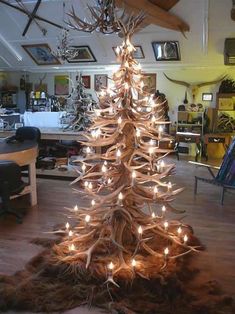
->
[163,73,191,88]
[197,74,228,88]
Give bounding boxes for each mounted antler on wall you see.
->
[163,73,227,101]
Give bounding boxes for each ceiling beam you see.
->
[116,0,189,33]
[148,0,180,11]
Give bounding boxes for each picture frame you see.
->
[112,45,145,59]
[94,74,108,91]
[202,93,213,101]
[66,46,96,63]
[82,75,91,89]
[54,75,69,95]
[152,41,180,61]
[142,73,157,94]
[22,43,60,65]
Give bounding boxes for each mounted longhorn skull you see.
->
[163,73,227,101]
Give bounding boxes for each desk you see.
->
[0,128,82,141]
[0,140,38,206]
[175,132,202,162]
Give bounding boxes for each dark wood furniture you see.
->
[175,132,202,162]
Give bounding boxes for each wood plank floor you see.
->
[0,157,235,314]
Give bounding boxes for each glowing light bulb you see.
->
[138,225,143,235]
[74,205,78,212]
[136,128,141,137]
[107,178,112,184]
[108,261,114,270]
[146,106,151,112]
[116,149,121,162]
[86,147,91,154]
[151,115,156,123]
[118,192,123,202]
[164,221,169,230]
[91,199,96,206]
[164,247,169,256]
[160,160,165,168]
[101,164,107,173]
[158,125,163,134]
[131,170,136,186]
[82,164,86,173]
[88,182,93,189]
[85,215,91,223]
[162,205,166,213]
[118,116,122,124]
[69,244,75,251]
[84,181,89,188]
[137,106,141,112]
[152,212,156,218]
[168,182,172,191]
[153,186,158,198]
[177,226,182,235]
[104,161,108,166]
[131,259,137,267]
[184,234,188,244]
[149,139,154,146]
[65,222,70,230]
[68,230,73,237]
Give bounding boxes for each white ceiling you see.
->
[0,0,235,72]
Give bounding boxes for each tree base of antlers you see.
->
[0,231,234,314]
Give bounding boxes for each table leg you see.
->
[28,162,37,206]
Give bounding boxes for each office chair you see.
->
[0,160,27,223]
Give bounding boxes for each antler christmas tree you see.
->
[52,14,200,286]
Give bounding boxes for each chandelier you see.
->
[67,0,122,35]
[52,29,78,61]
[51,2,78,62]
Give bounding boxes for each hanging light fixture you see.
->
[51,2,78,62]
[66,0,123,35]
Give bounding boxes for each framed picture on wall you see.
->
[142,73,157,94]
[66,46,96,63]
[152,41,180,61]
[82,75,91,89]
[22,44,60,65]
[54,75,69,95]
[202,93,213,101]
[94,74,108,91]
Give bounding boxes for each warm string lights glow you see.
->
[58,15,197,292]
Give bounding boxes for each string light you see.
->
[138,225,143,236]
[118,117,122,124]
[168,182,172,191]
[162,205,166,214]
[101,164,107,173]
[74,205,78,212]
[88,182,93,189]
[131,258,137,268]
[81,164,86,173]
[68,230,73,237]
[131,170,136,186]
[65,222,70,230]
[69,244,75,251]
[118,192,123,205]
[85,215,91,223]
[152,212,156,218]
[153,186,158,199]
[108,261,114,271]
[177,226,182,235]
[86,147,91,154]
[164,247,169,257]
[183,234,188,244]
[136,128,141,137]
[116,149,121,163]
[91,199,96,206]
[164,221,169,230]
[84,181,89,188]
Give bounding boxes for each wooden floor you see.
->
[0,156,235,314]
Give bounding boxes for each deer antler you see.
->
[163,73,190,88]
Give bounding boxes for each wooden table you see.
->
[175,132,202,162]
[0,139,38,206]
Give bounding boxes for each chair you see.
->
[191,138,235,204]
[6,126,41,143]
[0,160,27,223]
